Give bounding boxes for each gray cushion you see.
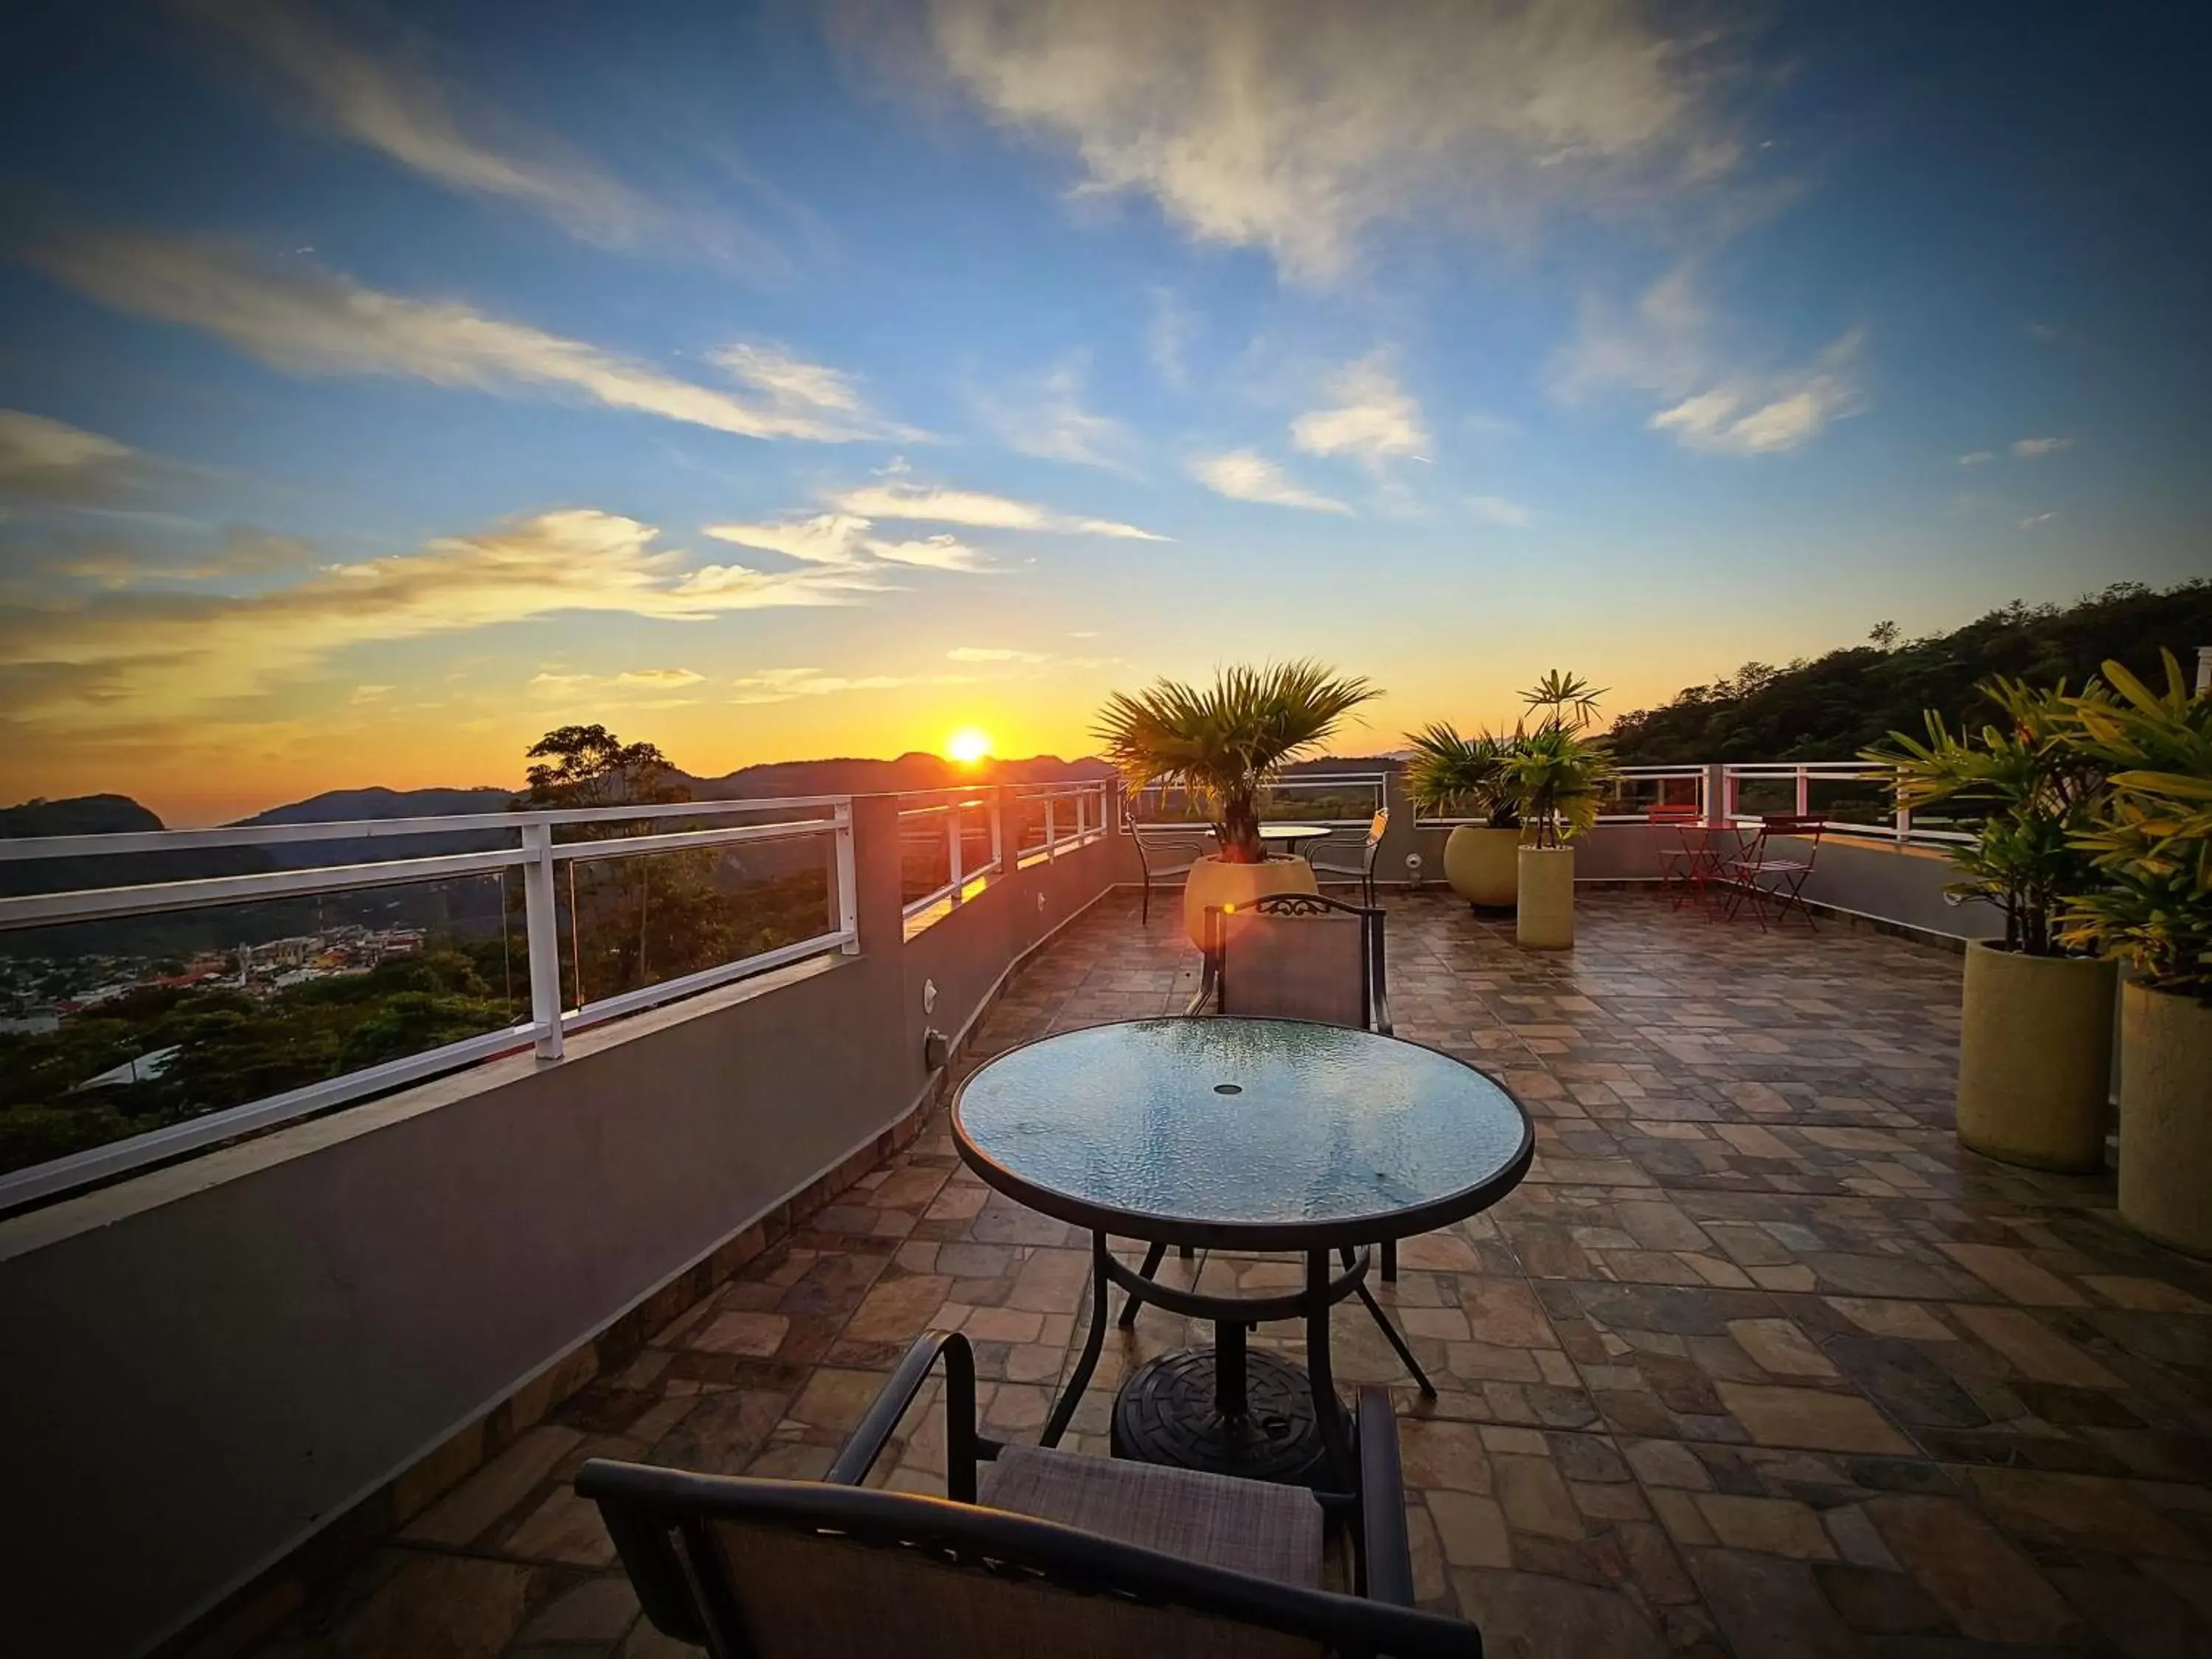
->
[978,1445,1324,1590]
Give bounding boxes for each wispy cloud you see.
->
[33,226,908,443]
[972,356,1135,470]
[179,0,776,268]
[1291,353,1430,465]
[1551,268,1865,456]
[728,666,971,705]
[2025,321,2060,343]
[1467,495,1533,526]
[0,411,150,507]
[827,481,1164,539]
[0,509,880,733]
[1958,451,1995,466]
[2011,436,2072,458]
[49,529,311,588]
[2018,511,2058,529]
[1190,450,1349,513]
[947,644,1046,663]
[865,0,1747,282]
[1147,288,1194,388]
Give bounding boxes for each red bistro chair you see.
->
[1647,804,1706,904]
[1720,815,1827,931]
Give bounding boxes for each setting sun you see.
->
[945,728,994,765]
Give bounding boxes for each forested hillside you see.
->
[1606,580,2212,764]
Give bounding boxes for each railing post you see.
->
[947,802,964,903]
[990,787,1006,872]
[1795,765,1811,818]
[1891,768,1912,845]
[835,801,860,952]
[2197,645,2211,698]
[1701,763,1725,824]
[1045,797,1057,860]
[520,818,564,1061]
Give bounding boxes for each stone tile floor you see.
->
[259,890,2212,1658]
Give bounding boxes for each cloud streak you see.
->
[0,509,880,734]
[1190,450,1349,513]
[0,410,150,507]
[827,481,1164,539]
[972,358,1135,470]
[1291,354,1430,465]
[33,226,908,444]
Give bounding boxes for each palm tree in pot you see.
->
[2055,651,2212,1252]
[1866,675,2115,1172]
[1096,662,1379,944]
[1503,672,1611,949]
[1403,725,1523,909]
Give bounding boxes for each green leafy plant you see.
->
[1504,671,1613,848]
[2055,651,2212,997]
[1401,725,1520,828]
[1864,676,2108,955]
[1093,662,1379,863]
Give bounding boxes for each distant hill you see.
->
[681,751,1113,801]
[230,785,518,868]
[0,795,271,898]
[1606,580,2212,765]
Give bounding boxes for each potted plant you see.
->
[1504,672,1611,949]
[1403,725,1522,908]
[2056,651,2212,1253]
[1868,677,2115,1172]
[1096,662,1380,946]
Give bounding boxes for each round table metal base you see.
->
[1111,1348,1342,1488]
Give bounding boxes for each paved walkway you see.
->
[260,890,2212,1658]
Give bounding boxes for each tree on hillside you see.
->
[1607,580,2212,765]
[524,725,688,809]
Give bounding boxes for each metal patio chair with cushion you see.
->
[1307,807,1389,906]
[577,1331,1481,1659]
[1128,821,1217,925]
[1719,813,1828,931]
[1163,893,1435,1397]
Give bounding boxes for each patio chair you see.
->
[1164,894,1435,1397]
[1127,821,1216,925]
[1646,804,1705,905]
[577,1331,1481,1659]
[1307,807,1389,906]
[1719,813,1827,931]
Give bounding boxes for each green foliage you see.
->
[1093,663,1380,863]
[1504,671,1613,848]
[1607,580,2212,765]
[1864,676,2108,955]
[2056,652,2212,998]
[1400,725,1520,827]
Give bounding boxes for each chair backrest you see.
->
[1206,893,1382,1031]
[1646,804,1701,824]
[1128,821,1214,874]
[1759,813,1827,864]
[577,1459,1477,1659]
[1363,806,1388,850]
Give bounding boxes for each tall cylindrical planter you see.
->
[1517,846,1575,950]
[1955,944,2116,1172]
[1444,826,1520,909]
[1181,854,1320,949]
[2118,983,2212,1256]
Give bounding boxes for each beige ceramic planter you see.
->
[1516,846,1576,950]
[1181,853,1320,948]
[1955,943,2115,1172]
[1444,825,1520,909]
[2118,983,2212,1256]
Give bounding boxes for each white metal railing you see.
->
[1018,781,1112,866]
[898,789,1001,918]
[0,797,858,1208]
[1593,762,1972,845]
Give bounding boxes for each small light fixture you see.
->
[1405,852,1424,892]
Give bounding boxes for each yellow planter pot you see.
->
[2118,983,2212,1257]
[1443,826,1520,909]
[1181,854,1320,949]
[1955,943,2115,1173]
[1516,846,1576,950]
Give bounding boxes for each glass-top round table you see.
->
[952,1018,1533,1486]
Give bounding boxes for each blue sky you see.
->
[1,0,2205,823]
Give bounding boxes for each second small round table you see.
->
[951,1017,1534,1489]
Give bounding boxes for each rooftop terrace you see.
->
[240,888,2212,1659]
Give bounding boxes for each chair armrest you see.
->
[1357,1386,1416,1607]
[826,1329,982,1501]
